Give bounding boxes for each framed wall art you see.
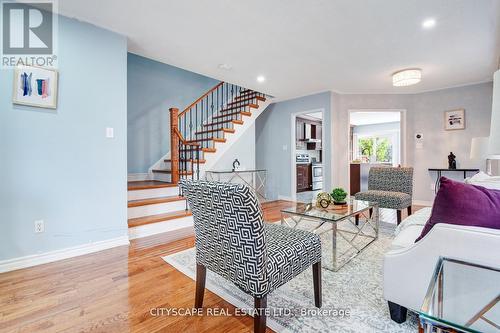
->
[444,109,465,130]
[12,66,58,109]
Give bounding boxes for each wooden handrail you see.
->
[170,108,180,184]
[178,81,224,118]
[173,127,199,146]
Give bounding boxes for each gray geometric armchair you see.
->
[179,179,322,333]
[354,167,414,225]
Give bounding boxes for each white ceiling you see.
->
[350,112,400,126]
[301,111,323,121]
[58,0,500,100]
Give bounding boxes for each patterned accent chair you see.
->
[354,167,414,225]
[179,179,322,333]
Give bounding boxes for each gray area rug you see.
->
[163,222,419,332]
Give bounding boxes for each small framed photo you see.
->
[444,109,465,130]
[12,66,58,109]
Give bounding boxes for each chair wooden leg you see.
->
[407,206,412,216]
[396,210,402,225]
[195,263,206,309]
[312,261,322,308]
[369,207,373,218]
[254,296,267,333]
[355,214,359,226]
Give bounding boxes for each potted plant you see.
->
[331,188,347,205]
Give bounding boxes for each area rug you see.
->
[162,222,419,332]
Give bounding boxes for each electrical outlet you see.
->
[430,183,435,191]
[34,220,44,233]
[106,127,114,138]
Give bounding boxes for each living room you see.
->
[1,1,499,333]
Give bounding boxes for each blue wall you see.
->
[127,54,219,173]
[0,16,128,260]
[256,92,332,199]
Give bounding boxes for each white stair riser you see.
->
[128,200,187,219]
[128,215,194,240]
[153,173,172,182]
[128,186,179,200]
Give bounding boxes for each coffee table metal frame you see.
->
[280,200,379,271]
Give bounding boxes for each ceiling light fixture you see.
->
[257,75,266,83]
[218,63,232,70]
[392,69,422,87]
[422,18,436,29]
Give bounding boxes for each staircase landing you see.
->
[128,180,176,191]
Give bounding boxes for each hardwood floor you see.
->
[0,201,423,333]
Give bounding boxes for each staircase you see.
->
[127,82,270,239]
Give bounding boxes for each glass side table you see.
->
[419,257,500,333]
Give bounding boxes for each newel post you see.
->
[169,108,180,184]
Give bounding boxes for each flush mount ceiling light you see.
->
[256,75,266,83]
[392,69,422,87]
[422,18,436,29]
[218,63,232,70]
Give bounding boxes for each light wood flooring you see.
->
[0,201,423,333]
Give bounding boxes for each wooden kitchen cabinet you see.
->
[296,164,312,192]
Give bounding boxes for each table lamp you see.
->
[470,137,492,174]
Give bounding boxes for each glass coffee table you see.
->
[419,257,500,333]
[280,199,379,271]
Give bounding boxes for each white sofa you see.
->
[383,173,500,323]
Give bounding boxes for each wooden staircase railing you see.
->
[169,81,266,185]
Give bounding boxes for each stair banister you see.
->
[169,81,265,185]
[169,107,180,184]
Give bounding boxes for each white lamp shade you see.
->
[470,137,489,159]
[488,70,500,159]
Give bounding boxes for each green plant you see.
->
[331,188,347,203]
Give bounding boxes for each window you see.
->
[355,134,395,164]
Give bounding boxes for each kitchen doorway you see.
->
[291,108,325,203]
[348,108,406,194]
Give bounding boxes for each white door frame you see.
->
[290,108,325,201]
[347,109,407,191]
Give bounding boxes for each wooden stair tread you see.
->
[195,128,235,135]
[164,158,206,164]
[203,119,243,127]
[213,111,251,120]
[175,147,216,153]
[128,195,185,208]
[235,92,258,100]
[153,169,193,175]
[228,96,265,105]
[219,104,258,113]
[128,210,192,228]
[128,181,176,191]
[186,137,226,143]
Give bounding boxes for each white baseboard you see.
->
[128,173,151,181]
[277,195,295,201]
[413,200,433,207]
[0,236,130,273]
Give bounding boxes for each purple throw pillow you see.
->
[416,177,500,242]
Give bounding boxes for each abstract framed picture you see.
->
[12,66,58,109]
[444,109,465,130]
